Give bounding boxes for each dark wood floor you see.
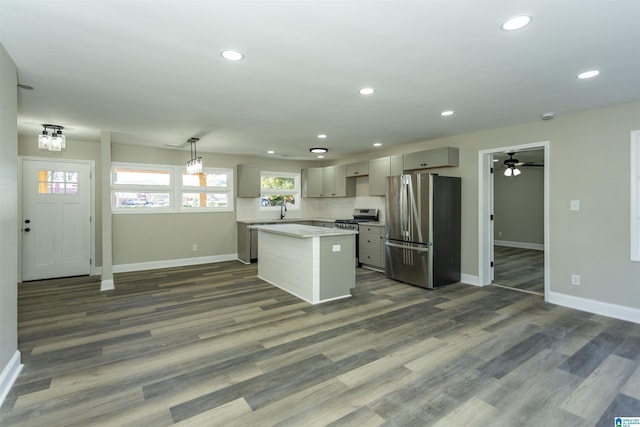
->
[493,245,544,295]
[2,261,639,426]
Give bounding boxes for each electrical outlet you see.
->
[571,274,580,285]
[192,244,197,252]
[498,231,502,237]
[570,200,580,211]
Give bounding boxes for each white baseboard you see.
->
[547,291,640,324]
[460,273,480,286]
[0,351,22,408]
[495,240,544,251]
[111,254,238,274]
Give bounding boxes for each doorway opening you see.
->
[478,142,550,299]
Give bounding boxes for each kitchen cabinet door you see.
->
[345,161,369,177]
[404,147,459,170]
[302,167,323,197]
[369,157,390,196]
[237,163,260,198]
[322,166,336,196]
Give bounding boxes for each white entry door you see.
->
[22,159,91,281]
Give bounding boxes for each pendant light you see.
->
[186,137,202,175]
[38,124,66,152]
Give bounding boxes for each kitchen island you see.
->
[250,223,358,304]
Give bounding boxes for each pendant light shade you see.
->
[186,137,202,175]
[38,124,66,152]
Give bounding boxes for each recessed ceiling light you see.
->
[501,15,532,31]
[441,110,455,116]
[577,70,600,79]
[221,50,244,61]
[317,134,327,139]
[310,147,328,154]
[373,142,382,147]
[359,88,375,95]
[267,150,275,154]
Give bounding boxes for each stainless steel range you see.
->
[335,209,379,265]
[334,208,379,230]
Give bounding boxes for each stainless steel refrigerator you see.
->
[385,173,461,289]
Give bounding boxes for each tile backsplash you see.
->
[236,195,385,223]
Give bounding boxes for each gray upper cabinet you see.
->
[237,163,260,198]
[301,167,323,197]
[302,165,355,197]
[368,157,390,196]
[345,161,369,177]
[390,154,404,175]
[403,147,459,170]
[368,155,404,196]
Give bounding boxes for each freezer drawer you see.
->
[384,241,432,289]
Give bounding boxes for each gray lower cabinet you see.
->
[359,224,384,270]
[238,220,316,263]
[313,221,336,228]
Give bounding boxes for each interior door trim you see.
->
[477,141,550,299]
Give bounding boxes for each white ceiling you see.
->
[1,0,639,160]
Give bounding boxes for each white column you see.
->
[100,131,114,291]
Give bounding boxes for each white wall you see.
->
[0,42,21,406]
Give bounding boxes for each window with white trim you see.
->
[111,163,233,213]
[631,130,640,261]
[260,171,300,210]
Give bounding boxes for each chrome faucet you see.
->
[280,203,287,220]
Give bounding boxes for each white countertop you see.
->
[250,223,358,238]
[237,218,337,225]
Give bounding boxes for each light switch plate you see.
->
[570,200,580,211]
[332,244,341,252]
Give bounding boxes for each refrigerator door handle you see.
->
[385,241,430,252]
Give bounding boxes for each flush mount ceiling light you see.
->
[220,50,244,61]
[501,14,532,31]
[373,142,382,147]
[503,152,522,177]
[267,150,275,154]
[359,87,375,95]
[310,147,328,154]
[38,124,66,151]
[578,70,600,79]
[186,137,202,175]
[317,134,327,139]
[441,110,455,116]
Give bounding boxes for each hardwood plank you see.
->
[2,261,640,426]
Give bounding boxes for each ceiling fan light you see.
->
[513,168,521,176]
[504,168,512,177]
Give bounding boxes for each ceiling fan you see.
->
[501,151,544,176]
[503,152,522,176]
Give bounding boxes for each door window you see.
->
[38,170,78,194]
